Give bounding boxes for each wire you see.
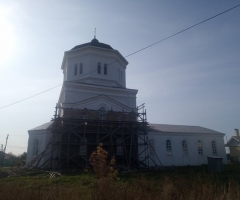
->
[0,68,101,109]
[0,4,239,110]
[7,145,27,149]
[7,135,28,136]
[124,4,240,58]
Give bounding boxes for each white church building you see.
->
[26,37,227,169]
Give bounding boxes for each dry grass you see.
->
[92,175,240,200]
[1,167,240,200]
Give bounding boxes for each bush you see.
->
[89,144,118,179]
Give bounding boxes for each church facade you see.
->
[26,38,227,169]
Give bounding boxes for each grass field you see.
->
[1,165,240,200]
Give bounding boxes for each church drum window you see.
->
[74,64,78,75]
[97,63,101,74]
[33,139,39,156]
[182,140,188,155]
[81,114,88,120]
[104,64,107,75]
[79,63,83,74]
[212,141,217,155]
[99,107,106,120]
[117,116,122,127]
[197,140,203,155]
[166,140,172,154]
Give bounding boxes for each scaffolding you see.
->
[26,104,161,170]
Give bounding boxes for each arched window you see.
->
[79,63,83,74]
[33,139,39,156]
[79,138,87,155]
[212,141,217,154]
[97,63,101,74]
[117,116,122,121]
[81,114,88,119]
[117,116,122,127]
[104,64,107,75]
[117,138,123,155]
[197,140,203,155]
[166,140,172,154]
[99,107,106,120]
[149,138,155,154]
[182,140,188,154]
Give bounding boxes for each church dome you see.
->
[71,38,114,50]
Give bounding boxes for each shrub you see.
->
[89,144,118,179]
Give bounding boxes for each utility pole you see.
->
[1,135,9,166]
[3,134,9,154]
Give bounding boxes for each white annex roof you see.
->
[29,121,223,135]
[148,124,224,135]
[29,121,53,131]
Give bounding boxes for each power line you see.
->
[0,4,239,110]
[7,145,27,149]
[0,68,100,110]
[124,4,240,59]
[7,135,28,136]
[0,85,62,110]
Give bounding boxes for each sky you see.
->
[0,0,239,155]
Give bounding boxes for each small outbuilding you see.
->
[207,156,224,173]
[225,129,240,163]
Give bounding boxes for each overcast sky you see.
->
[0,1,239,155]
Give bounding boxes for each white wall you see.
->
[59,82,138,112]
[140,132,227,167]
[63,47,127,88]
[26,130,53,167]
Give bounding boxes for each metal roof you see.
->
[148,124,223,134]
[71,38,113,51]
[29,121,53,131]
[28,121,223,135]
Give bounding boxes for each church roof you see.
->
[29,121,53,131]
[148,124,224,135]
[29,121,223,135]
[71,38,114,51]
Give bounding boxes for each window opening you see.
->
[104,64,107,75]
[166,140,172,154]
[117,116,122,127]
[182,140,188,154]
[212,141,217,154]
[99,107,106,120]
[117,138,123,155]
[81,114,88,119]
[98,63,101,74]
[33,139,39,156]
[197,140,203,155]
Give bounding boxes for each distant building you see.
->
[0,152,13,167]
[225,129,240,163]
[26,37,227,169]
